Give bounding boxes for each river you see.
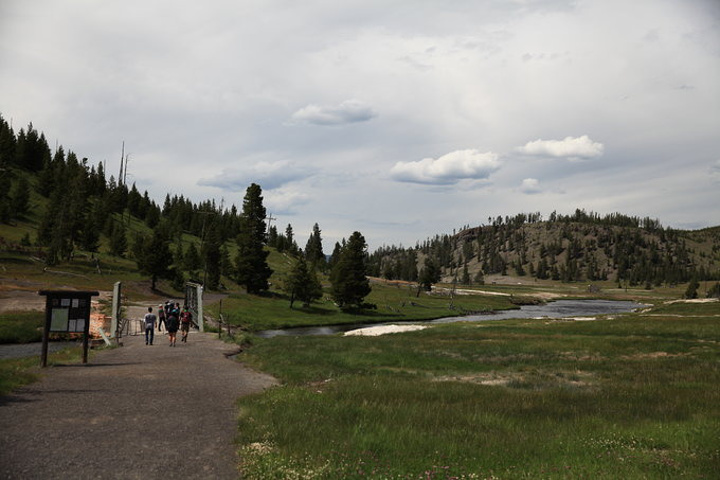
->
[256,299,648,338]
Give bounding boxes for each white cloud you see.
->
[291,100,377,126]
[265,189,311,216]
[390,149,500,185]
[520,178,542,194]
[516,135,604,160]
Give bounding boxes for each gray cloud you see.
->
[711,160,720,183]
[291,100,377,126]
[198,161,312,192]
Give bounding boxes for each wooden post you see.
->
[40,302,51,368]
[110,281,121,338]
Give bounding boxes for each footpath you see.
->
[0,317,277,479]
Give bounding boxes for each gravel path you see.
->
[0,321,277,479]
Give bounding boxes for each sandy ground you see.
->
[0,290,46,313]
[0,286,114,314]
[344,324,427,336]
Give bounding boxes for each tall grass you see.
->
[236,302,720,478]
[0,345,86,395]
[0,311,44,343]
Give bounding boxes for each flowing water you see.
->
[256,299,648,338]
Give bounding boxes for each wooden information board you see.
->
[38,290,99,367]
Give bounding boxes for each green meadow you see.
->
[235,301,720,479]
[0,311,44,344]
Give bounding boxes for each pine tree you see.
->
[219,244,232,277]
[171,267,186,292]
[109,221,128,258]
[304,223,325,269]
[16,124,50,172]
[267,225,278,248]
[202,221,223,290]
[173,242,185,267]
[145,204,160,228]
[0,162,10,223]
[285,256,323,308]
[0,115,16,168]
[328,241,342,271]
[419,256,441,291]
[461,262,471,285]
[183,242,202,272]
[403,249,418,281]
[684,277,700,299]
[234,184,273,294]
[10,175,31,218]
[330,231,371,308]
[126,183,143,218]
[78,202,101,252]
[284,223,299,255]
[135,228,173,290]
[37,186,75,263]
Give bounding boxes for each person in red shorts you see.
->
[180,306,192,343]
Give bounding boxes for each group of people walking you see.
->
[143,301,193,347]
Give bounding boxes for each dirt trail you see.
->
[0,311,277,479]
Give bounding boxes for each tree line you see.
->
[0,115,373,308]
[368,210,720,292]
[2,115,717,305]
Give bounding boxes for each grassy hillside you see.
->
[371,213,720,288]
[454,221,720,283]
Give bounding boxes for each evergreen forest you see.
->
[1,114,719,301]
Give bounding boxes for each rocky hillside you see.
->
[368,211,720,287]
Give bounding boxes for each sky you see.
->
[1,0,719,251]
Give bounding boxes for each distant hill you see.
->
[368,211,720,288]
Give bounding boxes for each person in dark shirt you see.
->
[166,308,179,347]
[157,304,166,332]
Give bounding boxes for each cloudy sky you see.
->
[1,0,718,250]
